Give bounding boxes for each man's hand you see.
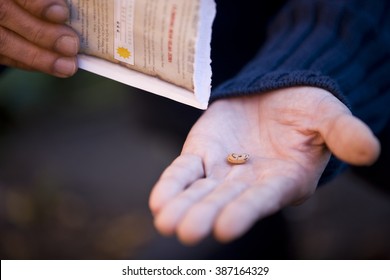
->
[0,0,79,77]
[149,87,380,245]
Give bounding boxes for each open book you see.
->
[66,0,216,109]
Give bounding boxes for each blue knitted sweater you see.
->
[210,0,390,184]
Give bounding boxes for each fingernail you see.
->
[55,36,79,56]
[44,4,69,23]
[54,57,77,77]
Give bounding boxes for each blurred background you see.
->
[0,68,389,259]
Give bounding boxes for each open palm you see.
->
[149,87,380,245]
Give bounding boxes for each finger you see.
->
[149,154,205,215]
[0,0,79,56]
[214,178,303,243]
[176,181,249,245]
[14,0,70,23]
[0,55,35,71]
[0,27,78,77]
[154,178,218,236]
[320,113,381,166]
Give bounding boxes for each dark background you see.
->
[0,69,389,259]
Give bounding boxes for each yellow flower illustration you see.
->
[117,47,131,59]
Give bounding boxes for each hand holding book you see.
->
[0,0,79,77]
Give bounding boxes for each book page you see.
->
[66,0,215,108]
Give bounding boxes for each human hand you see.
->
[149,87,380,245]
[0,0,79,77]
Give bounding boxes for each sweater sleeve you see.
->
[211,0,390,185]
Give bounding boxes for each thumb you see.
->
[319,112,380,166]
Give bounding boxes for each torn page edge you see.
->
[194,0,216,107]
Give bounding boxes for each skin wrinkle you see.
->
[32,24,46,46]
[0,55,32,71]
[211,98,259,159]
[16,0,28,9]
[207,181,249,207]
[216,181,285,242]
[28,47,41,71]
[185,151,211,180]
[0,1,9,24]
[251,116,323,199]
[0,26,9,53]
[156,178,220,236]
[184,178,217,198]
[168,155,203,179]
